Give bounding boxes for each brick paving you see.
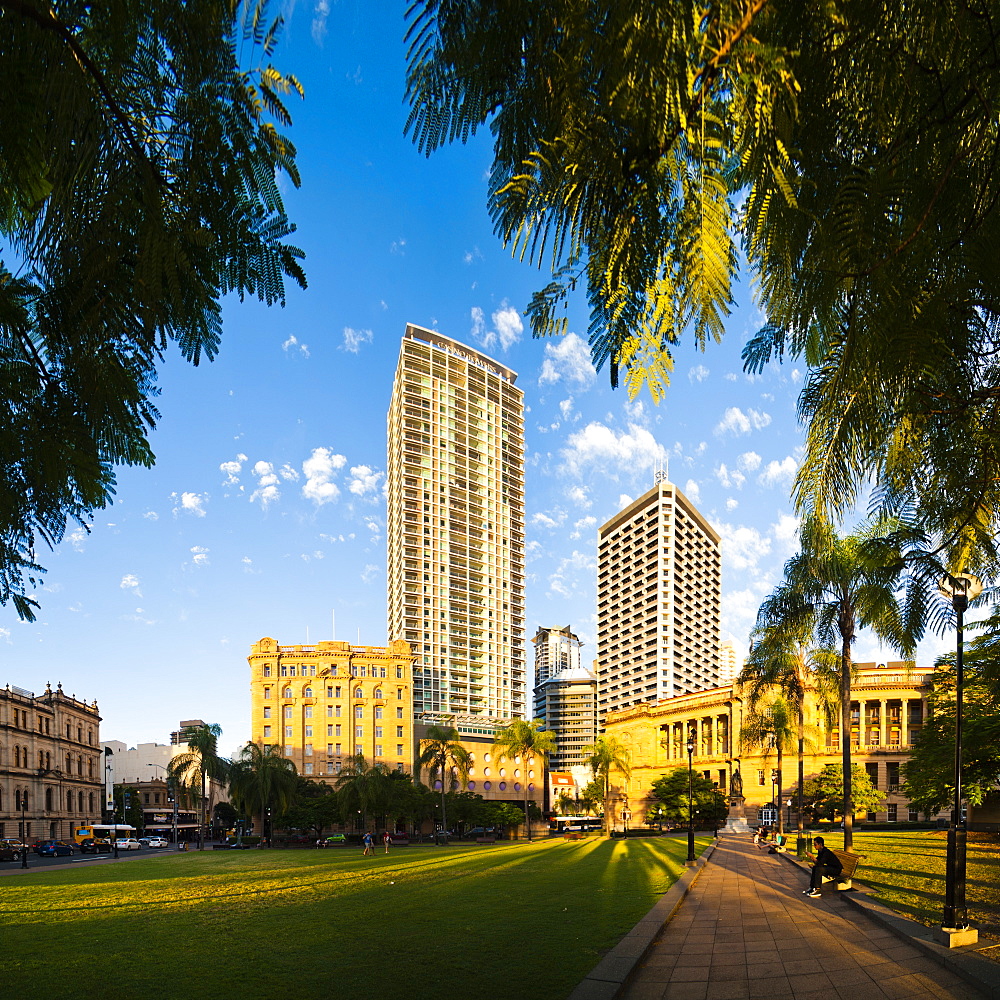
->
[620,836,985,1000]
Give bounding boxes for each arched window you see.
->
[283,687,293,698]
[354,687,363,698]
[38,750,44,769]
[67,790,73,810]
[77,755,83,774]
[88,792,95,813]
[374,688,382,699]
[303,686,313,698]
[45,788,53,810]
[88,758,93,777]
[78,791,84,811]
[45,751,51,770]
[65,752,72,771]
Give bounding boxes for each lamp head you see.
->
[939,572,984,611]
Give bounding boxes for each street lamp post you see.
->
[686,732,696,865]
[20,791,28,868]
[938,572,982,944]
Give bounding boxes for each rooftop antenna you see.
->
[654,456,669,486]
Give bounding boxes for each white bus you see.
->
[72,824,136,845]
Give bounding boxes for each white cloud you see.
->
[463,246,483,265]
[302,447,346,505]
[724,372,739,382]
[560,422,668,477]
[342,327,373,353]
[282,334,310,358]
[715,464,746,490]
[714,407,772,436]
[758,456,798,488]
[569,515,597,540]
[688,364,710,383]
[348,465,383,496]
[726,498,739,511]
[0,625,10,643]
[559,398,575,419]
[311,0,330,43]
[142,511,158,521]
[120,574,141,596]
[538,333,596,387]
[791,368,803,384]
[220,454,248,485]
[718,523,771,573]
[471,301,523,351]
[390,238,406,255]
[361,564,380,584]
[279,464,299,482]
[772,512,800,555]
[566,485,591,509]
[172,492,207,517]
[548,550,597,598]
[69,528,87,551]
[683,479,701,503]
[532,510,566,529]
[190,546,209,566]
[241,556,256,574]
[618,493,634,509]
[737,451,761,472]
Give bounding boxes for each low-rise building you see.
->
[603,661,944,830]
[248,637,415,782]
[1,681,103,842]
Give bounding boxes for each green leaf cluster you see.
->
[802,764,884,823]
[1,0,305,618]
[649,768,728,829]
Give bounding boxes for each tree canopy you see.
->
[1,0,305,619]
[405,1,1000,560]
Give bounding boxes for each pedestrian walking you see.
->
[362,830,374,856]
[804,835,843,897]
[383,830,391,854]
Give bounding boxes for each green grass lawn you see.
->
[849,830,1000,937]
[0,836,707,1000]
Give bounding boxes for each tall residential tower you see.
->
[596,477,721,720]
[387,324,526,719]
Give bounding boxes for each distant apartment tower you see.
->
[387,324,527,718]
[534,665,599,776]
[532,625,583,688]
[718,639,740,685]
[597,478,722,719]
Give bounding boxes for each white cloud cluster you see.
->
[250,461,281,508]
[532,510,566,529]
[282,334,310,358]
[717,523,772,572]
[220,453,248,486]
[172,492,207,517]
[69,528,87,551]
[539,333,596,386]
[566,485,591,509]
[569,515,597,540]
[348,465,383,496]
[311,0,330,43]
[548,550,597,598]
[302,447,347,505]
[688,364,710,383]
[759,455,798,487]
[738,451,761,472]
[190,546,209,566]
[684,479,701,502]
[560,422,668,477]
[715,464,746,490]
[772,512,800,555]
[342,327,374,353]
[120,574,141,596]
[714,406,772,436]
[470,302,523,351]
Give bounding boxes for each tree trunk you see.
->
[776,745,784,835]
[797,704,805,853]
[841,637,853,851]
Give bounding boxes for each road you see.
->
[0,845,189,873]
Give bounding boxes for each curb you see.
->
[567,840,717,1000]
[775,847,1000,999]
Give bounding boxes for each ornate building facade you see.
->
[1,681,103,842]
[248,638,415,782]
[603,661,944,829]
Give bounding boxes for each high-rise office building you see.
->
[596,477,721,719]
[718,639,741,685]
[387,324,526,718]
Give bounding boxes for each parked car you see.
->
[142,837,169,848]
[0,839,25,861]
[114,838,142,851]
[34,840,76,857]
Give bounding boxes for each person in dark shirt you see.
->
[804,836,842,897]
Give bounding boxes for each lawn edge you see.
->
[567,839,718,1000]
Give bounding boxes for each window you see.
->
[144,793,150,804]
[887,804,898,822]
[305,763,314,774]
[396,727,404,738]
[285,726,293,738]
[757,770,765,786]
[336,705,342,717]
[375,745,383,757]
[335,724,341,737]
[303,686,313,698]
[280,664,288,677]
[335,743,342,755]
[335,686,342,698]
[375,727,383,738]
[304,706,313,719]
[289,666,296,677]
[79,791,85,810]
[355,706,363,719]
[374,688,383,699]
[283,687,293,698]
[327,686,334,698]
[284,706,293,719]
[304,726,313,737]
[67,790,73,810]
[263,707,271,719]
[45,788,53,809]
[305,745,313,756]
[264,725,272,737]
[355,726,363,739]
[908,808,919,822]
[397,707,403,719]
[375,706,383,719]
[284,747,293,757]
[397,744,404,756]
[263,688,271,699]
[397,688,403,699]
[154,793,160,805]
[354,687,363,698]
[327,725,333,738]
[263,665,271,677]
[396,667,404,679]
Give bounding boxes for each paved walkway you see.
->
[620,836,985,1000]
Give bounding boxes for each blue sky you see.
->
[6,1,942,756]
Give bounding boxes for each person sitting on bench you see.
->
[804,836,842,897]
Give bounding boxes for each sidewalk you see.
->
[613,836,991,1000]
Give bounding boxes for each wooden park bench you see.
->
[475,836,496,845]
[822,848,865,890]
[563,832,581,841]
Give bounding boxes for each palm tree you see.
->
[415,725,471,842]
[491,719,556,840]
[555,791,576,816]
[741,586,839,849]
[739,696,798,836]
[335,754,396,833]
[781,519,918,850]
[168,723,229,849]
[585,736,632,837]
[227,742,298,847]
